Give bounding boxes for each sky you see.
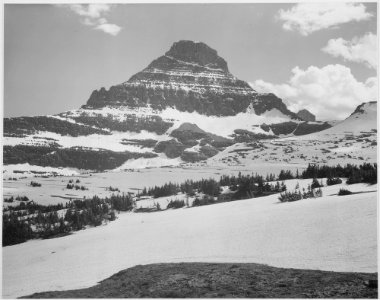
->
[4,2,378,120]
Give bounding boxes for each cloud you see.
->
[60,4,121,36]
[67,4,111,18]
[95,23,122,36]
[250,64,377,120]
[322,33,377,69]
[278,3,372,36]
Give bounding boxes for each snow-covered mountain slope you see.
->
[3,181,377,298]
[4,40,333,171]
[314,101,377,138]
[204,101,377,169]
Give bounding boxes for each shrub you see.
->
[4,197,14,203]
[278,169,294,180]
[192,195,215,207]
[30,181,41,187]
[327,177,342,186]
[107,186,120,192]
[109,211,116,221]
[16,196,29,202]
[311,178,323,189]
[278,191,302,202]
[167,199,185,209]
[338,188,353,196]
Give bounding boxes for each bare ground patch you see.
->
[24,262,377,298]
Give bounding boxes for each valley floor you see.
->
[3,181,377,298]
[3,163,303,206]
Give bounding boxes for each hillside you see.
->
[205,101,377,170]
[310,101,377,139]
[3,180,377,298]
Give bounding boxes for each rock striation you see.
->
[85,40,298,118]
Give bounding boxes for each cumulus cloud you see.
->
[278,3,372,36]
[60,4,121,36]
[67,4,111,18]
[95,23,122,36]
[250,64,377,120]
[322,33,377,69]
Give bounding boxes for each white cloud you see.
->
[251,64,377,120]
[95,23,122,36]
[322,33,377,69]
[60,4,121,36]
[278,3,372,36]
[67,4,110,19]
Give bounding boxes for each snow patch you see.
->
[113,155,183,170]
[3,164,80,178]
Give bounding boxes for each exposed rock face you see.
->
[260,121,331,136]
[297,109,316,122]
[165,40,229,71]
[170,123,233,148]
[154,139,187,158]
[85,40,298,118]
[153,122,234,160]
[350,101,377,116]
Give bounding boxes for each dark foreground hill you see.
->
[24,262,377,298]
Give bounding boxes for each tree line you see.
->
[141,172,287,202]
[3,194,134,247]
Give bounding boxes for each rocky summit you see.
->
[85,40,297,117]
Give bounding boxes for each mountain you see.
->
[3,40,332,172]
[84,40,298,117]
[302,101,377,140]
[324,101,377,134]
[297,109,316,122]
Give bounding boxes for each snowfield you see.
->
[3,181,377,298]
[113,155,182,170]
[3,163,80,178]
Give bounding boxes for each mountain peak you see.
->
[85,40,298,119]
[165,40,229,72]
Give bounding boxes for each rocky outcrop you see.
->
[350,101,377,116]
[154,139,187,158]
[4,116,109,137]
[293,122,331,136]
[85,40,299,118]
[153,123,234,159]
[232,129,276,142]
[261,121,332,136]
[297,109,316,122]
[170,123,234,149]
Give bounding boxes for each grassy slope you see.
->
[24,262,377,298]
